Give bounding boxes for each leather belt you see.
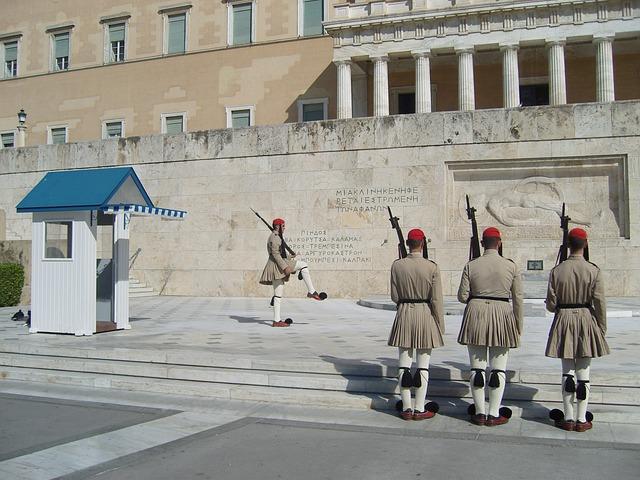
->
[398,299,431,304]
[556,303,591,309]
[470,296,510,302]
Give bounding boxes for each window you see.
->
[301,0,324,36]
[229,2,254,45]
[297,98,328,122]
[53,32,70,70]
[167,13,186,54]
[103,120,124,138]
[45,221,72,259]
[108,23,126,62]
[3,41,17,77]
[520,84,549,106]
[226,106,254,128]
[1,131,15,148]
[162,114,185,134]
[48,126,68,144]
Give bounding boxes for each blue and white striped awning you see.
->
[100,204,187,219]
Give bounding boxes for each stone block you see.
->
[255,124,288,156]
[443,111,473,144]
[574,103,612,138]
[612,101,640,136]
[184,131,211,160]
[0,149,17,175]
[472,109,508,143]
[120,135,164,165]
[506,107,539,142]
[398,112,445,146]
[163,133,187,163]
[536,104,575,139]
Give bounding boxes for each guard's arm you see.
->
[457,264,471,304]
[545,270,557,313]
[511,266,524,334]
[592,269,607,334]
[431,265,445,334]
[390,263,399,304]
[268,235,289,271]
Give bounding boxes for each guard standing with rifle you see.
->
[253,210,327,327]
[387,207,443,420]
[545,210,608,432]
[457,198,523,426]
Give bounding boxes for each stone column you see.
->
[371,55,390,116]
[456,47,475,111]
[501,43,520,108]
[594,35,615,102]
[412,50,432,113]
[16,125,26,147]
[335,59,353,119]
[547,39,567,105]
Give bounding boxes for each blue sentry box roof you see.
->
[16,167,153,213]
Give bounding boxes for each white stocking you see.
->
[398,348,413,411]
[413,349,432,413]
[468,345,488,415]
[561,359,576,421]
[294,260,315,293]
[272,279,284,322]
[576,357,592,422]
[488,347,509,417]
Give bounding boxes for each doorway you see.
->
[96,212,117,332]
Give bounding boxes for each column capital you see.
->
[333,58,352,66]
[593,34,615,44]
[369,54,389,63]
[454,46,475,55]
[499,42,519,51]
[545,37,566,47]
[411,49,432,59]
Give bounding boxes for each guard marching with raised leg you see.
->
[258,217,326,327]
[546,227,609,432]
[457,227,523,426]
[388,229,444,420]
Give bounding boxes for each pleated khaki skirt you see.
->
[388,304,444,349]
[457,299,520,348]
[259,257,296,285]
[545,310,610,359]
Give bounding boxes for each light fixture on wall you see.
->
[17,109,27,126]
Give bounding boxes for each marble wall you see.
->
[1,101,639,297]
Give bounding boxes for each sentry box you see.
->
[16,167,186,335]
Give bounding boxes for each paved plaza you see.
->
[0,295,639,479]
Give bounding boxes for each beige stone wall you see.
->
[1,102,639,298]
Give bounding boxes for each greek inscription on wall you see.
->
[287,229,370,267]
[333,187,421,213]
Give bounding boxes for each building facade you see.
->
[0,0,638,148]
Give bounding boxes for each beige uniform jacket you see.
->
[457,249,523,347]
[387,253,445,349]
[545,254,609,358]
[259,231,296,286]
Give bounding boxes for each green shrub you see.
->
[0,263,24,307]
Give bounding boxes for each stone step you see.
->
[0,353,637,406]
[1,365,638,424]
[129,286,154,293]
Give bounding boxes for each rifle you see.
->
[251,208,296,257]
[466,195,481,260]
[387,206,408,259]
[556,203,570,265]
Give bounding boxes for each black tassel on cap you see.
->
[471,368,485,387]
[489,370,504,388]
[563,374,576,393]
[576,380,589,400]
[400,368,413,388]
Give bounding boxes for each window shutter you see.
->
[106,122,122,137]
[1,132,15,148]
[302,103,324,121]
[231,110,251,128]
[168,14,186,53]
[233,4,252,45]
[55,33,69,57]
[109,23,125,43]
[303,0,323,36]
[165,116,184,134]
[51,128,66,144]
[5,42,17,61]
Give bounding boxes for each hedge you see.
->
[0,263,24,307]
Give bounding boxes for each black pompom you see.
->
[401,368,413,388]
[549,408,564,421]
[467,404,476,416]
[499,407,512,419]
[425,401,439,413]
[473,370,485,387]
[396,399,404,412]
[564,375,576,393]
[413,370,422,388]
[319,292,328,300]
[576,381,588,400]
[270,296,275,307]
[298,271,303,280]
[488,371,501,388]
[586,411,594,422]
[284,318,293,325]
